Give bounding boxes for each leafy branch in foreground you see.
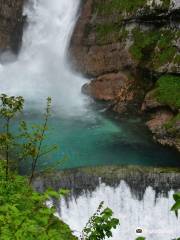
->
[81,201,119,240]
[171,192,180,217]
[18,97,57,184]
[0,94,57,183]
[0,94,24,181]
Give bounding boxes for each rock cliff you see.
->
[70,0,180,151]
[0,0,25,53]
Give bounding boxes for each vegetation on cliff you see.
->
[157,75,180,145]
[155,75,180,110]
[130,28,179,71]
[93,0,171,15]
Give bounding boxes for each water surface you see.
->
[20,106,180,171]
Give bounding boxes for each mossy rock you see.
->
[130,28,179,71]
[164,113,180,137]
[155,75,180,110]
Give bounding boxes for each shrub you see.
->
[155,75,180,109]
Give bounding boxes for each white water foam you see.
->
[59,181,180,240]
[0,0,89,116]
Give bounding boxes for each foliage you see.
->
[171,192,180,240]
[93,0,171,15]
[0,95,120,240]
[0,167,76,240]
[81,201,119,240]
[0,169,119,240]
[94,0,147,15]
[171,192,180,217]
[0,94,24,180]
[0,94,56,184]
[130,28,159,62]
[130,28,178,70]
[155,75,180,109]
[164,113,180,137]
[18,97,57,184]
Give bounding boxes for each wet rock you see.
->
[82,72,140,113]
[141,89,165,111]
[146,110,174,133]
[82,72,134,101]
[146,110,180,151]
[0,0,25,53]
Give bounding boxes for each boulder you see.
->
[146,110,174,134]
[141,89,165,111]
[82,72,135,102]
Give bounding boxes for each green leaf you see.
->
[173,193,180,202]
[171,201,180,211]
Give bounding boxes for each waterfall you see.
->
[0,0,88,116]
[59,181,180,240]
[1,1,180,239]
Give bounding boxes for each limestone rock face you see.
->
[70,0,180,151]
[70,0,180,112]
[70,0,180,77]
[0,0,25,53]
[70,0,135,77]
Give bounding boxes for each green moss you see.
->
[152,30,177,68]
[164,113,180,138]
[93,0,147,15]
[95,23,128,44]
[165,113,180,130]
[93,0,171,16]
[155,75,180,109]
[130,28,160,62]
[130,28,178,69]
[154,47,176,67]
[161,0,171,9]
[174,54,180,65]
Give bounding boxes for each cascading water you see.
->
[59,182,180,240]
[0,0,88,116]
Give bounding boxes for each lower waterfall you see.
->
[59,181,180,240]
